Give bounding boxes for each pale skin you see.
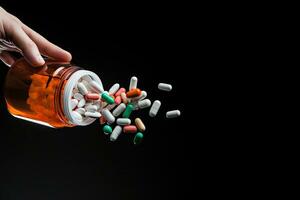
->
[0,7,72,66]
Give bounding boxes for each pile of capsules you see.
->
[71,76,180,145]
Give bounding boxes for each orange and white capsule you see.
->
[85,93,100,100]
[123,125,137,133]
[126,88,141,98]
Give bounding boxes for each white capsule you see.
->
[73,93,84,100]
[77,82,89,95]
[82,75,93,82]
[110,125,122,141]
[101,108,115,124]
[166,110,181,118]
[112,103,126,117]
[75,108,86,115]
[149,100,161,117]
[90,80,104,93]
[77,98,86,108]
[109,83,120,95]
[116,118,131,126]
[131,91,147,102]
[158,83,172,91]
[129,76,138,90]
[70,99,78,110]
[72,111,83,121]
[85,104,98,112]
[138,99,151,109]
[85,111,101,118]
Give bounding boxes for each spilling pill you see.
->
[123,125,137,133]
[112,103,126,117]
[85,93,100,100]
[77,82,89,95]
[101,92,115,104]
[110,125,122,141]
[121,92,128,104]
[73,93,84,100]
[158,83,172,91]
[126,88,141,98]
[90,80,104,93]
[149,100,161,117]
[131,91,147,102]
[122,103,134,118]
[103,125,112,135]
[70,99,78,110]
[102,108,115,124]
[116,118,131,126]
[137,99,151,109]
[133,132,143,145]
[166,110,181,118]
[129,76,138,90]
[72,111,83,121]
[115,88,126,97]
[135,118,145,132]
[114,96,122,105]
[77,98,86,108]
[109,83,120,95]
[85,111,101,118]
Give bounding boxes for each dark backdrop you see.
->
[0,1,191,200]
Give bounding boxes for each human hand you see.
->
[0,7,72,66]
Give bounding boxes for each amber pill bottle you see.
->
[4,58,103,128]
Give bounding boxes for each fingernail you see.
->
[37,54,45,64]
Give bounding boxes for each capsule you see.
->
[109,83,120,95]
[135,118,146,132]
[102,108,115,124]
[149,100,161,117]
[158,83,172,92]
[166,110,181,118]
[123,125,137,133]
[115,88,126,97]
[129,76,138,90]
[72,111,83,121]
[126,89,141,98]
[106,103,117,111]
[122,103,134,118]
[85,104,98,112]
[103,125,112,135]
[85,93,100,100]
[121,92,128,104]
[90,80,104,93]
[138,99,151,109]
[85,111,101,118]
[70,99,78,110]
[77,98,86,108]
[110,125,122,141]
[77,82,89,95]
[73,93,84,100]
[117,118,131,126]
[75,107,86,115]
[101,92,115,104]
[114,96,122,105]
[112,103,126,117]
[133,132,144,145]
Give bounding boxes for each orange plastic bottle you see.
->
[4,58,103,128]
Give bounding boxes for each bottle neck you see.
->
[56,68,103,126]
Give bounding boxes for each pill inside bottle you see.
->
[4,58,103,128]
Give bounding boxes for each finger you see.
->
[22,25,72,62]
[6,25,45,66]
[0,51,17,66]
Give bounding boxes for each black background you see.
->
[0,1,192,200]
